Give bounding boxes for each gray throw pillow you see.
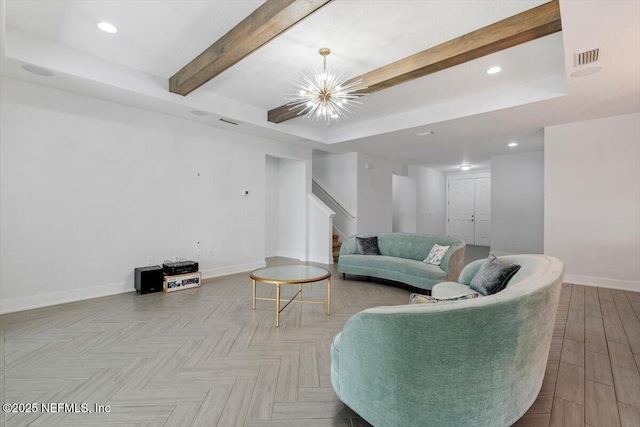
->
[355,236,381,255]
[469,255,521,296]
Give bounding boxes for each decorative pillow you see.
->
[423,244,450,265]
[409,293,479,304]
[469,255,521,296]
[355,236,381,255]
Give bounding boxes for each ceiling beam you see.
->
[268,0,561,124]
[169,0,334,96]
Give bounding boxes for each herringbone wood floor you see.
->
[1,258,639,427]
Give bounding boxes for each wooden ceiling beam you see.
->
[170,0,334,96]
[268,0,561,124]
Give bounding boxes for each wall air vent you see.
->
[574,49,599,67]
[219,118,239,125]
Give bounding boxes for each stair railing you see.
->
[311,178,356,223]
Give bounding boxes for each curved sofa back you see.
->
[340,232,465,273]
[335,255,564,427]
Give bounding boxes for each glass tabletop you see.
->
[250,265,330,284]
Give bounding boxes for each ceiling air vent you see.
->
[219,118,239,126]
[574,49,599,67]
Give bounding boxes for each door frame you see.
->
[445,170,491,240]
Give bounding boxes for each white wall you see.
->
[545,113,640,291]
[312,151,357,213]
[276,158,307,260]
[490,151,544,255]
[357,153,406,233]
[307,194,335,264]
[0,77,312,313]
[265,156,279,257]
[392,174,417,233]
[408,165,446,235]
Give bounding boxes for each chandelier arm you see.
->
[287,47,367,123]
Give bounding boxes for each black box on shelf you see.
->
[162,260,198,276]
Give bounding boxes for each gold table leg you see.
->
[327,277,331,315]
[276,284,281,327]
[298,283,302,300]
[252,279,256,310]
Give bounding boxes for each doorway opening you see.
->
[265,155,307,260]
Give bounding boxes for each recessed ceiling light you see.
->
[190,110,208,116]
[508,142,518,147]
[416,130,434,137]
[570,66,603,78]
[459,164,472,171]
[97,22,118,34]
[486,66,502,75]
[21,64,54,77]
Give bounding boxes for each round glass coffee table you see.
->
[250,265,331,327]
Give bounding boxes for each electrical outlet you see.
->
[247,210,255,217]
[147,256,153,265]
[195,250,201,259]
[510,239,516,246]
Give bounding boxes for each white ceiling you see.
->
[2,0,639,172]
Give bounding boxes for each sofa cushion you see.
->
[340,255,447,280]
[356,236,381,255]
[431,282,477,298]
[470,255,521,296]
[409,292,478,304]
[423,244,450,266]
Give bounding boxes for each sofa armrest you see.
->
[339,235,359,256]
[443,245,465,281]
[458,259,485,285]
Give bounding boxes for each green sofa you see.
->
[338,233,466,291]
[331,254,564,427]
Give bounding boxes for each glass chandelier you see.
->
[288,48,366,123]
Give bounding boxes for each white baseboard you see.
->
[0,260,268,315]
[264,250,278,258]
[563,274,640,292]
[276,251,305,261]
[307,254,333,265]
[0,280,132,315]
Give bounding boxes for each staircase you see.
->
[333,234,342,263]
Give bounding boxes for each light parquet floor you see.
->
[1,257,639,427]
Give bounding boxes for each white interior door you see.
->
[448,179,475,245]
[474,177,491,246]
